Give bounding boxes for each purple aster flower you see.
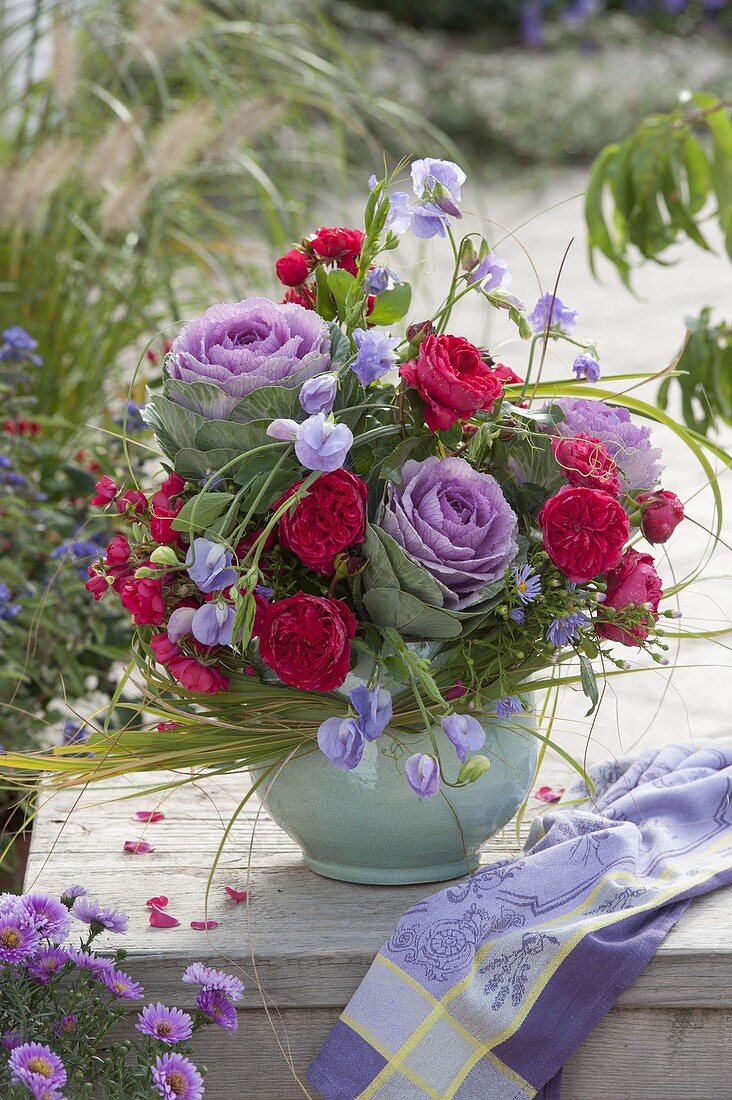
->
[509,607,526,624]
[382,456,518,610]
[59,885,87,906]
[317,717,364,770]
[101,967,145,1000]
[137,1003,193,1044]
[351,329,399,385]
[555,397,664,491]
[196,987,238,1031]
[367,267,399,294]
[405,753,440,798]
[28,946,69,985]
[167,605,196,643]
[0,911,40,963]
[469,252,511,292]
[61,720,89,748]
[9,1043,66,1094]
[72,896,128,934]
[181,963,244,1001]
[152,1052,204,1100]
[191,601,235,647]
[166,298,331,419]
[66,944,114,977]
[21,893,72,940]
[546,609,590,647]
[411,158,466,213]
[410,201,450,239]
[494,695,525,719]
[441,713,486,763]
[572,353,601,382]
[528,293,578,335]
[53,1015,78,1038]
[185,538,237,594]
[514,564,542,604]
[2,1029,22,1050]
[349,684,392,741]
[299,373,337,415]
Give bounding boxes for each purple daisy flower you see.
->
[28,946,69,985]
[53,1015,79,1038]
[66,944,115,978]
[72,896,128,934]
[554,397,664,492]
[494,695,526,719]
[0,911,40,963]
[101,967,145,1000]
[181,962,244,1001]
[514,564,542,605]
[60,885,87,906]
[151,1052,204,1100]
[2,1029,22,1051]
[509,607,526,624]
[196,987,238,1032]
[546,609,590,647]
[9,1043,67,1094]
[137,1003,193,1044]
[21,893,72,941]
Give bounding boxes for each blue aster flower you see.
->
[494,695,525,719]
[514,564,542,604]
[546,609,590,647]
[509,607,526,625]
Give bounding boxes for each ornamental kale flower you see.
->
[351,328,400,385]
[8,1042,66,1095]
[555,397,664,492]
[136,1003,193,1044]
[381,457,518,610]
[528,293,578,335]
[166,298,331,418]
[441,713,486,763]
[196,988,238,1032]
[405,753,440,798]
[469,252,511,292]
[317,717,364,770]
[349,684,392,741]
[0,911,40,963]
[572,352,601,382]
[152,1052,204,1100]
[181,963,244,1001]
[21,893,72,940]
[101,967,145,1000]
[72,896,128,934]
[185,538,237,594]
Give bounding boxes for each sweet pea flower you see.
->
[405,753,440,798]
[441,713,486,763]
[572,352,601,382]
[411,158,466,214]
[191,601,235,646]
[349,684,393,741]
[166,605,196,643]
[367,267,399,293]
[528,293,578,335]
[317,717,364,770]
[185,538,237,594]
[410,201,450,239]
[299,373,338,415]
[351,329,400,385]
[469,252,511,292]
[267,413,353,472]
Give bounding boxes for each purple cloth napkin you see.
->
[309,740,732,1099]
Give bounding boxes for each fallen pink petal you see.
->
[225,886,248,904]
[190,920,219,931]
[535,785,565,803]
[123,839,154,855]
[134,810,165,823]
[149,906,180,929]
[145,895,169,910]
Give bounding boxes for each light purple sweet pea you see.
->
[381,456,519,610]
[469,252,511,292]
[411,158,466,211]
[349,684,392,741]
[367,267,399,294]
[191,601,235,647]
[405,753,440,798]
[299,373,337,415]
[410,201,450,239]
[295,413,354,473]
[352,329,400,385]
[167,605,196,643]
[572,353,601,382]
[441,713,486,763]
[528,293,578,335]
[185,538,237,594]
[167,297,331,418]
[317,717,364,771]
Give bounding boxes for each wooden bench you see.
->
[24,768,732,1099]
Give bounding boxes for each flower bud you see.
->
[299,373,337,415]
[150,546,180,566]
[406,319,435,346]
[458,755,491,784]
[637,489,684,544]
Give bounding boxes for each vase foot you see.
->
[302,852,480,886]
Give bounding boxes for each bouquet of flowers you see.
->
[3,157,721,879]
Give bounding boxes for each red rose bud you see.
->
[85,565,109,601]
[637,489,684,544]
[551,434,621,498]
[406,320,436,346]
[275,469,368,575]
[91,475,119,507]
[116,488,148,517]
[539,485,629,585]
[282,285,316,310]
[275,248,311,287]
[146,348,158,363]
[118,572,165,625]
[105,535,132,579]
[150,633,181,665]
[400,334,504,432]
[149,490,184,544]
[310,226,364,261]
[167,655,230,695]
[596,548,663,646]
[259,593,356,691]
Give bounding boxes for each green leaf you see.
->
[163,379,234,420]
[228,387,301,424]
[585,143,631,286]
[327,268,356,318]
[194,419,271,454]
[367,281,412,325]
[379,436,424,484]
[578,653,599,717]
[682,136,712,215]
[362,525,445,606]
[362,588,461,639]
[143,395,207,460]
[329,323,351,368]
[173,448,234,482]
[314,264,337,321]
[171,492,235,535]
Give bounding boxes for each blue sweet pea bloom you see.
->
[317,717,364,771]
[405,753,440,798]
[410,201,450,239]
[351,329,400,385]
[528,293,578,336]
[411,158,466,211]
[185,538,237,594]
[572,353,601,382]
[441,713,486,763]
[167,605,196,642]
[469,252,511,292]
[349,684,392,742]
[299,373,337,415]
[385,192,412,236]
[367,267,399,294]
[191,601,235,647]
[294,413,353,473]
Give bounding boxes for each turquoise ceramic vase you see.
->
[258,710,538,885]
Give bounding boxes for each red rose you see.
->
[85,565,108,601]
[167,655,230,695]
[282,285,316,311]
[596,548,663,646]
[105,534,130,572]
[493,364,524,386]
[551,434,621,497]
[275,249,311,287]
[400,334,504,432]
[116,489,147,517]
[539,485,629,584]
[637,489,684,544]
[259,593,356,691]
[161,472,185,497]
[275,470,368,574]
[150,633,180,665]
[310,226,364,262]
[118,571,166,625]
[91,476,118,507]
[150,489,184,544]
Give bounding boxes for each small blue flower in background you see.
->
[62,720,90,747]
[546,608,590,647]
[186,538,237,594]
[441,713,486,763]
[349,684,392,741]
[191,601,235,647]
[351,329,400,385]
[115,402,147,433]
[405,753,440,798]
[514,563,542,605]
[317,716,364,771]
[528,293,578,336]
[299,373,337,416]
[0,454,13,470]
[494,695,525,719]
[469,252,511,292]
[384,192,412,236]
[0,326,43,365]
[0,582,22,620]
[572,353,601,382]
